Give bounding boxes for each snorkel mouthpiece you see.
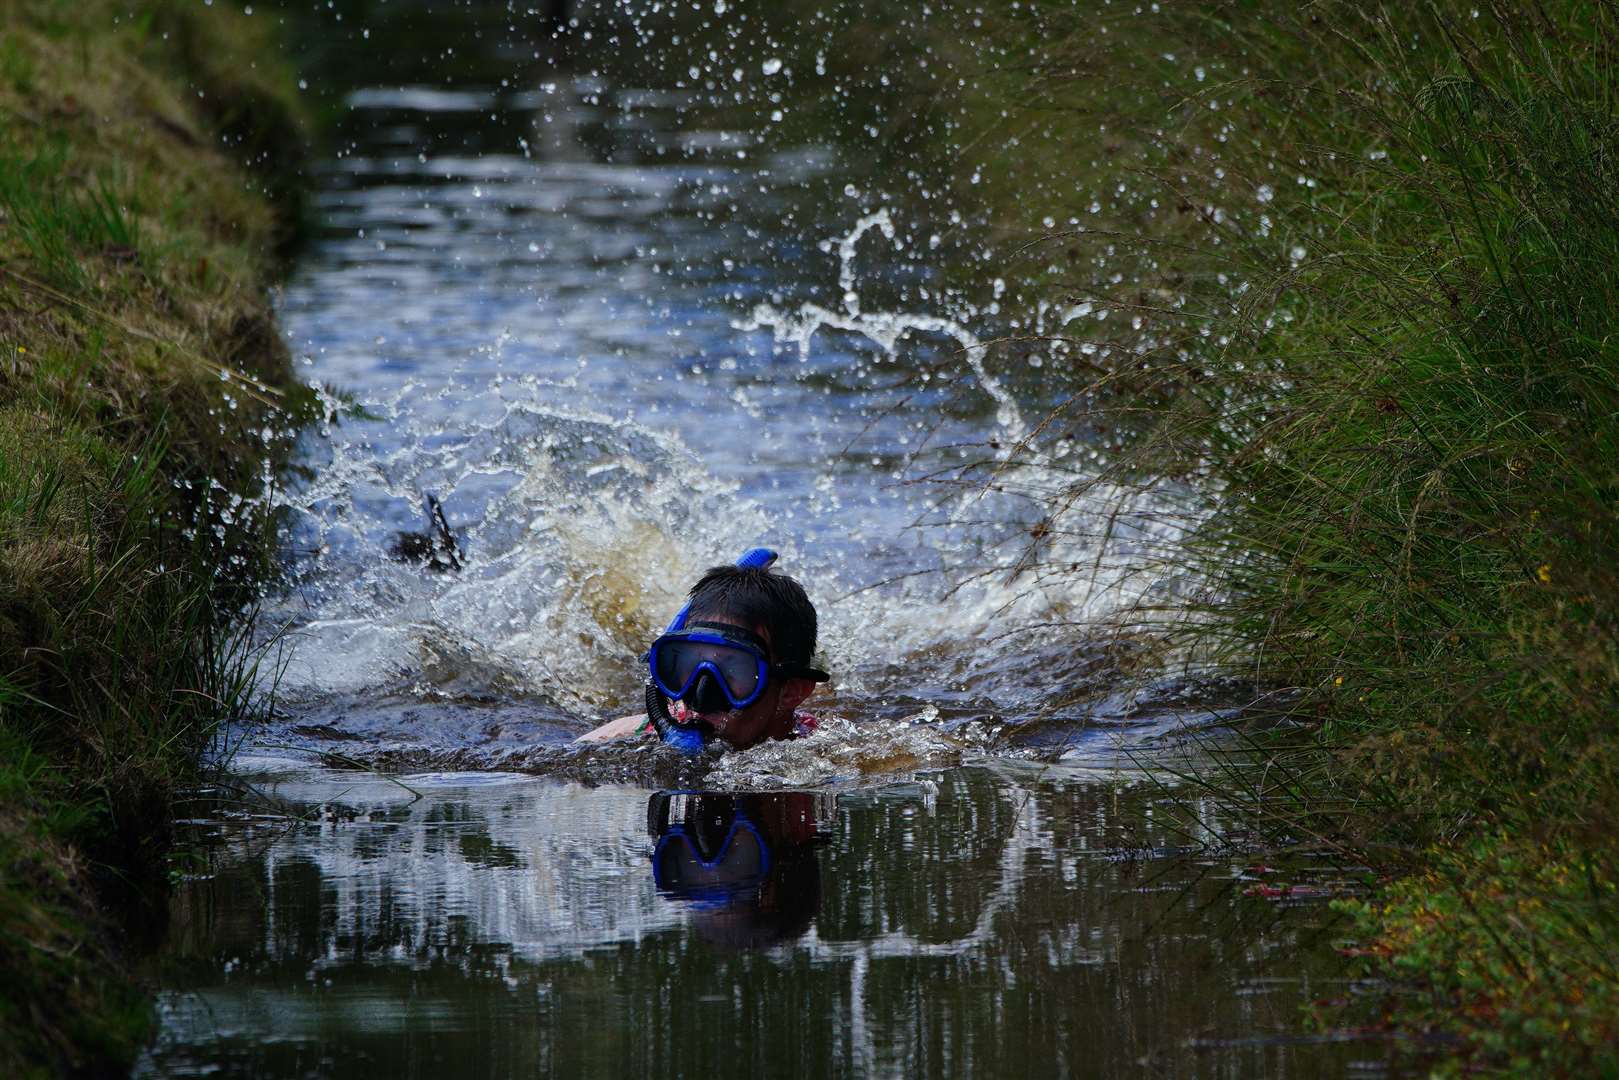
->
[646,679,707,752]
[645,547,778,754]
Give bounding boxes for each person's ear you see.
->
[778,676,815,712]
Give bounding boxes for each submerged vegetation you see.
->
[0,0,310,1072]
[956,1,1619,1070]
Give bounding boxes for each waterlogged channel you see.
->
[143,2,1387,1075]
[143,765,1366,1077]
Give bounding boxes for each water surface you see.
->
[145,763,1369,1077]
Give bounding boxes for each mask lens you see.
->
[710,645,762,700]
[652,639,693,692]
[654,637,762,703]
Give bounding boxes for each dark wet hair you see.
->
[686,565,818,667]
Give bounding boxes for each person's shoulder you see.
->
[576,713,651,744]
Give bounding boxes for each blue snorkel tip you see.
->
[659,721,708,755]
[734,547,778,570]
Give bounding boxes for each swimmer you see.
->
[577,549,829,751]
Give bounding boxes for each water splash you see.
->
[700,715,967,789]
[740,209,1025,437]
[256,92,1202,752]
[264,338,1196,749]
[266,392,771,713]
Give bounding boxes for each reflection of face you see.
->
[648,791,827,950]
[681,613,811,750]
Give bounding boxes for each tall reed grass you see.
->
[921,0,1619,1068]
[1142,1,1619,832]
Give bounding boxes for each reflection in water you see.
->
[139,765,1381,1077]
[648,791,833,949]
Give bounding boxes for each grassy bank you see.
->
[0,0,311,1073]
[938,1,1619,1071]
[1158,7,1619,1071]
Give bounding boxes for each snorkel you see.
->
[645,546,778,753]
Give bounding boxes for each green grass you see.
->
[934,1,1619,1071]
[1145,2,1619,839]
[0,0,313,1073]
[0,143,142,293]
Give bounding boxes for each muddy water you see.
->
[142,3,1386,1075]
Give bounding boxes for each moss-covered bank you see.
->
[0,1,312,1073]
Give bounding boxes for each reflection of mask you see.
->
[650,794,771,901]
[646,791,832,950]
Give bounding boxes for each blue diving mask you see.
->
[649,621,828,711]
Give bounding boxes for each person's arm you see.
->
[575,713,651,743]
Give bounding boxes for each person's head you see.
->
[670,565,822,749]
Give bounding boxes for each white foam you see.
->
[262,211,1200,727]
